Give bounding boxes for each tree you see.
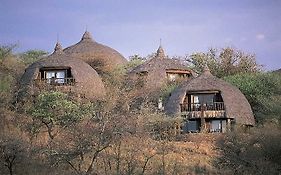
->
[0,135,28,175]
[46,116,116,175]
[0,44,17,63]
[224,72,281,123]
[29,91,88,140]
[127,54,146,69]
[188,47,262,78]
[0,44,24,74]
[0,75,14,107]
[20,50,48,66]
[0,44,24,107]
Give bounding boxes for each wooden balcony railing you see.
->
[34,78,75,86]
[180,102,225,112]
[181,102,225,119]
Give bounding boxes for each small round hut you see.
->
[165,67,255,133]
[129,45,192,93]
[64,31,127,75]
[20,42,106,100]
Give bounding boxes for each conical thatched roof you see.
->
[20,42,106,100]
[63,31,127,74]
[165,67,255,126]
[130,46,189,73]
[129,45,192,91]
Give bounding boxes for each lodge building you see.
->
[19,31,255,133]
[165,66,255,133]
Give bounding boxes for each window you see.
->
[137,71,148,76]
[191,94,214,104]
[166,72,190,82]
[45,70,66,84]
[166,69,191,82]
[167,73,177,81]
[210,120,226,132]
[183,120,200,133]
[182,91,224,112]
[38,67,74,85]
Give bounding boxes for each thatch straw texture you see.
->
[20,43,106,100]
[64,31,127,74]
[128,46,192,91]
[165,68,255,126]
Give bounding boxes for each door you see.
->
[211,120,222,132]
[184,120,200,133]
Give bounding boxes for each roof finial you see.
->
[156,41,165,58]
[81,30,94,41]
[56,33,59,43]
[54,41,63,54]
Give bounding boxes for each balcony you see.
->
[34,78,75,86]
[181,102,226,119]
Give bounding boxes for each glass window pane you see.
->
[194,96,199,103]
[168,73,177,81]
[46,71,55,83]
[56,71,65,78]
[46,72,55,79]
[55,71,65,84]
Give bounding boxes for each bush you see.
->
[225,72,281,123]
[215,123,281,174]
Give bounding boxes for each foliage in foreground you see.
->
[215,124,281,175]
[29,91,93,139]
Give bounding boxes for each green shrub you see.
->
[225,73,281,124]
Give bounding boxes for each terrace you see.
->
[181,102,226,119]
[34,67,75,86]
[34,77,75,86]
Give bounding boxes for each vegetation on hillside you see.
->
[19,50,48,66]
[224,72,281,124]
[0,44,280,174]
[188,47,262,77]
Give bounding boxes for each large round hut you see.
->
[64,31,127,75]
[165,67,255,133]
[128,45,193,95]
[20,42,106,101]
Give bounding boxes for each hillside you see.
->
[0,45,280,175]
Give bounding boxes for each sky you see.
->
[0,0,280,70]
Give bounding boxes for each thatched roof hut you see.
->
[20,42,106,100]
[165,67,255,126]
[63,31,127,74]
[128,45,192,92]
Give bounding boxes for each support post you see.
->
[200,104,206,133]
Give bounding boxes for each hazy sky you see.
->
[0,0,280,70]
